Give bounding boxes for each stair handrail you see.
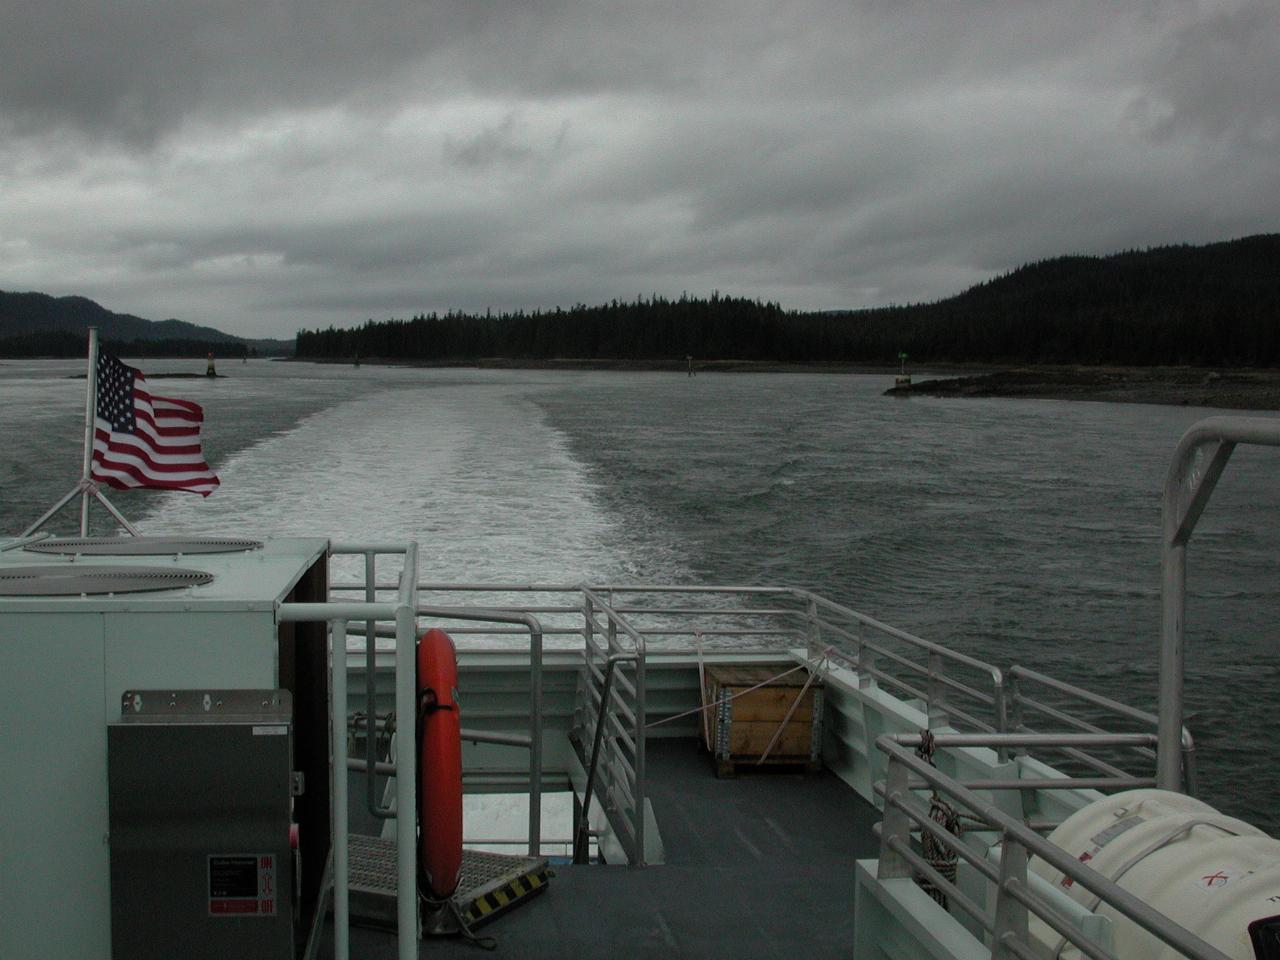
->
[573,652,639,863]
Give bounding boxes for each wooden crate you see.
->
[702,665,823,776]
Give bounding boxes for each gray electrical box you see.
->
[108,689,296,960]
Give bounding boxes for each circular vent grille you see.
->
[0,565,214,596]
[26,536,262,556]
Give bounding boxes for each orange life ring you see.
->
[417,627,463,900]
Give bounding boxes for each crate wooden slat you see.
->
[702,665,823,776]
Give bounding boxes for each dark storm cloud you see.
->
[1,1,1278,337]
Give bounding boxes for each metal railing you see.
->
[322,574,1206,875]
[1159,416,1280,789]
[1008,665,1198,796]
[329,580,1006,743]
[796,589,1006,735]
[573,652,638,863]
[874,732,1232,960]
[333,575,550,856]
[278,541,420,960]
[578,587,649,864]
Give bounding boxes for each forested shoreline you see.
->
[0,330,248,359]
[297,235,1280,367]
[4,235,1276,365]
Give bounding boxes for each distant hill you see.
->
[295,234,1280,367]
[0,291,292,358]
[814,233,1280,366]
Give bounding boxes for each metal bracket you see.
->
[118,688,292,724]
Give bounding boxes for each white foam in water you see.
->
[152,383,623,588]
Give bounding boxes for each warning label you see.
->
[208,854,277,916]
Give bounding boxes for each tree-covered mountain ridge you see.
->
[296,234,1280,367]
[0,290,290,357]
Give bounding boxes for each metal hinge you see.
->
[291,771,306,797]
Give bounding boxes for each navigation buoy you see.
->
[894,350,911,388]
[417,627,463,901]
[206,352,217,377]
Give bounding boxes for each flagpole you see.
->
[79,327,100,535]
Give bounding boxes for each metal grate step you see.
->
[348,834,551,932]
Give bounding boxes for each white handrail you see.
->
[278,540,420,960]
[1158,416,1280,789]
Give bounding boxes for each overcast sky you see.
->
[2,1,1278,339]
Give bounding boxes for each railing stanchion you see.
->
[331,618,350,960]
[364,551,392,819]
[1181,727,1198,797]
[394,598,418,958]
[529,621,543,856]
[806,594,820,660]
[992,835,1029,960]
[927,649,947,727]
[634,645,647,865]
[876,756,912,879]
[992,668,1009,762]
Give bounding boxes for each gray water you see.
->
[2,359,1277,829]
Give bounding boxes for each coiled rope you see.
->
[915,729,961,909]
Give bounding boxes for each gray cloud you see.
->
[1,1,1278,338]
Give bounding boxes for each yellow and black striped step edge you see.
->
[461,866,552,927]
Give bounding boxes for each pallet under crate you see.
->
[702,665,824,777]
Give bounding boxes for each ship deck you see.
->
[328,737,881,959]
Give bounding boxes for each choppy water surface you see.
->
[2,359,1276,828]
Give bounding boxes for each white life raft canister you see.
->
[1028,789,1280,960]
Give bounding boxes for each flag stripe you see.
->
[89,352,220,497]
[91,463,220,494]
[101,417,204,453]
[94,427,211,468]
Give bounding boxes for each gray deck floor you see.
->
[325,738,881,958]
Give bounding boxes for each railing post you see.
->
[528,621,543,857]
[1181,727,1198,797]
[578,592,594,739]
[363,551,392,820]
[393,601,418,958]
[992,836,1029,960]
[992,668,1008,763]
[330,619,350,960]
[876,755,913,879]
[857,620,874,690]
[1159,533,1188,791]
[1008,672,1026,758]
[634,644,647,866]
[806,594,820,660]
[927,650,948,727]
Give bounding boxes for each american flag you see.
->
[90,351,220,496]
